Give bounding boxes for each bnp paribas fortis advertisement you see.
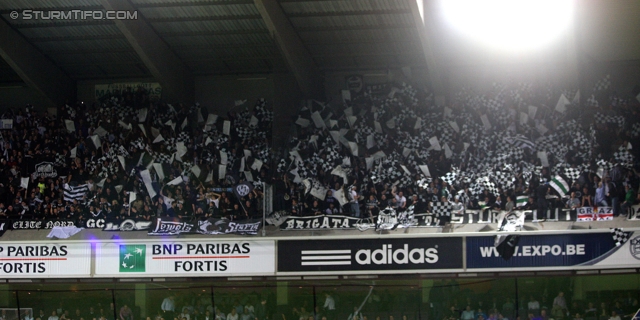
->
[95,240,275,277]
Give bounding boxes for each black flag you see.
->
[233,181,254,201]
[494,234,520,261]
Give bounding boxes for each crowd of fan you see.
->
[273,79,640,221]
[1,78,640,225]
[0,89,272,224]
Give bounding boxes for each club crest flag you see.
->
[233,182,254,200]
[119,244,146,272]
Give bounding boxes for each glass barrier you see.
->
[2,274,638,320]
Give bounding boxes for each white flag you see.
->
[137,108,148,122]
[65,120,75,132]
[223,120,231,135]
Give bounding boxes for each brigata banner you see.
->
[0,242,91,278]
[94,240,275,277]
[466,232,637,270]
[278,209,581,231]
[277,237,463,273]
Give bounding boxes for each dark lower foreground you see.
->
[0,274,638,320]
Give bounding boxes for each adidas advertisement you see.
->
[277,237,463,273]
[466,231,638,270]
[0,242,91,278]
[95,240,275,277]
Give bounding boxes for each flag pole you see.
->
[262,183,266,236]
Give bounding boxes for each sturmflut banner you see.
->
[95,82,162,101]
[0,242,91,278]
[94,240,275,277]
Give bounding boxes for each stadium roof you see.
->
[0,0,639,103]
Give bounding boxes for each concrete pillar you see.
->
[277,282,288,306]
[272,74,301,150]
[254,0,324,99]
[135,283,147,318]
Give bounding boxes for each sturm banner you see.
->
[466,232,638,270]
[277,237,463,273]
[94,239,275,277]
[148,217,262,236]
[0,242,91,278]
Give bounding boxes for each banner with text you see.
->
[0,242,91,278]
[466,232,636,270]
[95,82,162,101]
[277,237,463,273]
[279,209,571,231]
[148,217,261,236]
[94,240,275,277]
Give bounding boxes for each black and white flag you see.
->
[233,182,254,200]
[63,184,89,202]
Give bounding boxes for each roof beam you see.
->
[30,34,125,42]
[295,24,414,32]
[11,20,114,28]
[147,15,262,23]
[135,0,254,7]
[99,0,194,103]
[253,0,323,98]
[286,9,411,18]
[408,0,445,99]
[0,5,103,14]
[0,17,75,107]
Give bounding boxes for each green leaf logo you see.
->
[119,245,146,272]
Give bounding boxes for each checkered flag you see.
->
[586,94,599,107]
[431,200,451,217]
[596,159,613,171]
[614,146,634,166]
[592,74,610,92]
[564,167,581,181]
[441,171,457,185]
[630,123,640,137]
[611,228,631,247]
[54,153,66,167]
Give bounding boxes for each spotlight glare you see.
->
[441,0,574,53]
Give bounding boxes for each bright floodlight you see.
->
[441,0,574,53]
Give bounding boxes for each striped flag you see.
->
[549,175,570,197]
[63,184,89,202]
[506,135,535,150]
[516,195,528,207]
